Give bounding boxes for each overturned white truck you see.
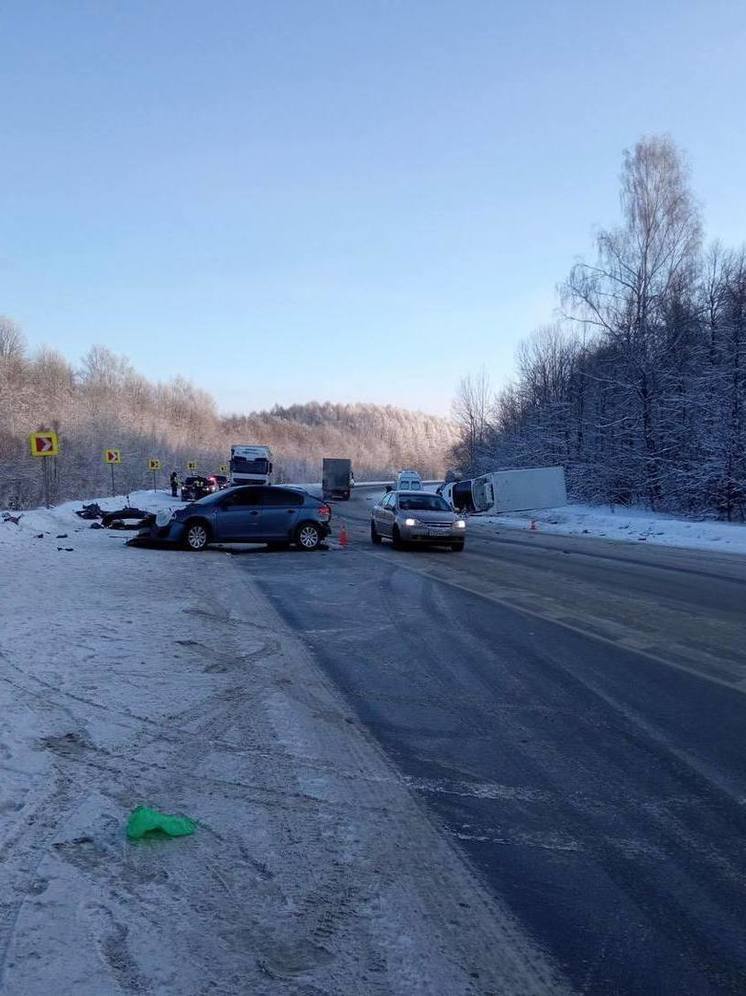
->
[442,466,567,514]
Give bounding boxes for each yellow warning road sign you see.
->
[30,430,60,457]
[104,449,122,464]
[186,461,198,471]
[218,464,228,474]
[148,458,161,471]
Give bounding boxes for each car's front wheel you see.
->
[295,523,322,550]
[370,521,382,545]
[184,520,210,551]
[392,526,405,549]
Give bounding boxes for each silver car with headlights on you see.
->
[370,490,466,551]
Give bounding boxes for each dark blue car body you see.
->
[142,485,332,550]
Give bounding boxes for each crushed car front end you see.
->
[130,505,197,546]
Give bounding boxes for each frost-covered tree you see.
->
[453,136,746,519]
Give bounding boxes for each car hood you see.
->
[174,502,204,517]
[397,509,457,523]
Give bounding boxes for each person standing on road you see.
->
[170,471,178,498]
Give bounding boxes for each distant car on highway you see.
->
[396,469,422,491]
[180,476,213,502]
[141,485,332,551]
[207,474,229,491]
[371,490,465,551]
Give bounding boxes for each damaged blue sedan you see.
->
[134,485,332,551]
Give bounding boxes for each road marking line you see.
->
[354,546,746,698]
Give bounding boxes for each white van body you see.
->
[472,466,567,513]
[230,445,273,485]
[396,469,422,491]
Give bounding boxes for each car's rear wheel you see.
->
[370,521,382,545]
[392,525,404,549]
[451,540,464,552]
[184,520,210,551]
[296,523,322,550]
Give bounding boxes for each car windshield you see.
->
[398,494,451,512]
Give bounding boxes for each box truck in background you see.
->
[322,458,354,500]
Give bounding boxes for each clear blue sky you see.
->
[2,1,744,415]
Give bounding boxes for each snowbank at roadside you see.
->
[0,489,560,995]
[1,488,183,541]
[468,503,746,556]
[0,489,182,570]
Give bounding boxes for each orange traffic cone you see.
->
[339,523,349,548]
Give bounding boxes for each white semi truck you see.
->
[229,445,273,485]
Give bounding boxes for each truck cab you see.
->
[230,445,273,486]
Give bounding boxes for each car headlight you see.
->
[404,517,418,527]
[454,519,466,529]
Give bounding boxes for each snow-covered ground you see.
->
[468,503,746,556]
[0,490,562,995]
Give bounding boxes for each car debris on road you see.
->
[75,502,153,530]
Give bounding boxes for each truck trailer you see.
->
[322,458,353,500]
[441,466,567,514]
[471,466,567,513]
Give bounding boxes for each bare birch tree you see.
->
[451,367,494,472]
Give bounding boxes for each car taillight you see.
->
[318,504,331,520]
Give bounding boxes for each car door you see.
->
[259,487,304,539]
[372,493,388,533]
[214,487,262,541]
[377,492,396,536]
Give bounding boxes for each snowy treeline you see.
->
[454,136,746,520]
[225,402,457,485]
[0,336,457,507]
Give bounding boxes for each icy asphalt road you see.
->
[235,490,746,995]
[0,497,564,996]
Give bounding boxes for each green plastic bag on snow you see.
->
[126,805,197,840]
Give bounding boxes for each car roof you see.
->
[232,483,310,495]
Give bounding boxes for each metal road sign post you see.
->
[104,448,122,495]
[29,431,60,507]
[148,458,161,492]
